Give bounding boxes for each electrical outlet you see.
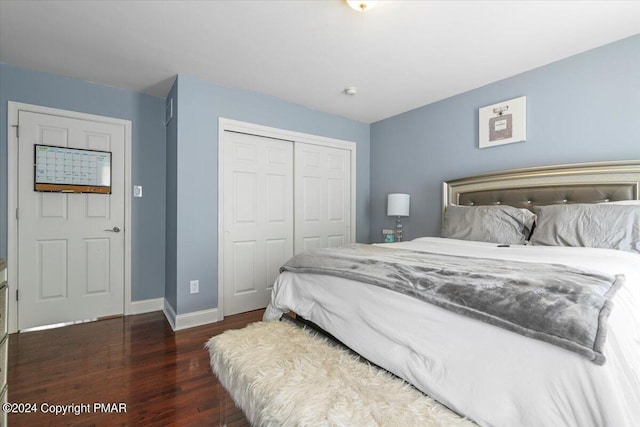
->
[190,280,199,294]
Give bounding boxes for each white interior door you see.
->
[222,131,294,316]
[17,111,125,330]
[295,142,351,253]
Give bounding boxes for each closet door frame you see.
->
[217,118,356,319]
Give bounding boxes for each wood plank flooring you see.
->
[8,309,264,426]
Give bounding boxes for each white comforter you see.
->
[264,237,640,427]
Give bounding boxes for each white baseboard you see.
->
[163,299,177,330]
[175,307,220,330]
[128,298,164,315]
[162,300,220,331]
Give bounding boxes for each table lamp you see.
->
[387,193,410,242]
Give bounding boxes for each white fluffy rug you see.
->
[206,320,476,427]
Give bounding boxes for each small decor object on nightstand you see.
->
[387,194,410,242]
[382,229,395,243]
[479,96,526,149]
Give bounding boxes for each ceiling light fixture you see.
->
[344,87,358,96]
[346,1,378,12]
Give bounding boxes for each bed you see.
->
[264,161,640,427]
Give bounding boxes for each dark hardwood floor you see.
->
[8,309,264,426]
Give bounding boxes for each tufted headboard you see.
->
[443,161,640,214]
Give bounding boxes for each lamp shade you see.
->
[387,193,410,217]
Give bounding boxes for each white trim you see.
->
[129,298,164,315]
[7,102,133,333]
[163,298,177,330]
[220,118,357,152]
[163,299,219,331]
[217,118,357,320]
[174,307,220,331]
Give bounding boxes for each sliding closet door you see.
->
[222,131,294,316]
[295,143,352,253]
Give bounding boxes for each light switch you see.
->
[133,185,143,198]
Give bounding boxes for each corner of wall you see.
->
[163,298,177,330]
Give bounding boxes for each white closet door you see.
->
[295,143,351,253]
[222,131,293,316]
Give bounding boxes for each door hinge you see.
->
[11,125,18,138]
[15,208,19,220]
[16,289,19,301]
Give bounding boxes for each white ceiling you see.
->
[1,1,638,123]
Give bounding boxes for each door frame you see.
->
[7,102,133,333]
[217,118,356,319]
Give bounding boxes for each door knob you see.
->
[105,226,121,233]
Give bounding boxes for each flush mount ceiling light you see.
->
[344,87,358,96]
[346,1,378,12]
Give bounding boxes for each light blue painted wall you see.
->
[0,63,167,301]
[171,75,370,315]
[165,79,178,312]
[5,33,634,318]
[370,35,640,242]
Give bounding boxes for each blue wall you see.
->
[3,33,637,318]
[165,79,178,311]
[370,35,640,242]
[0,63,167,301]
[168,75,370,315]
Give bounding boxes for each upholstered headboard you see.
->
[443,161,640,213]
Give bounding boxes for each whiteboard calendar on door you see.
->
[34,144,112,193]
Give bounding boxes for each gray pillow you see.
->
[531,204,640,253]
[441,205,536,244]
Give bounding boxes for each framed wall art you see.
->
[479,96,526,149]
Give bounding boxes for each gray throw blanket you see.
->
[281,244,624,365]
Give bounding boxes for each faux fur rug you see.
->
[206,320,476,427]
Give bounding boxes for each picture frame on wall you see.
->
[479,96,526,149]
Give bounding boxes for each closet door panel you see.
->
[222,130,353,316]
[223,131,293,316]
[295,143,351,254]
